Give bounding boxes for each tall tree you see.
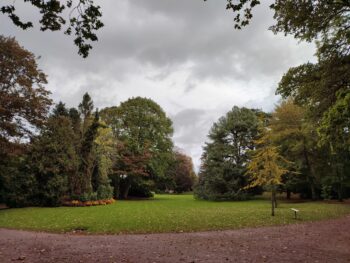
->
[52,101,69,117]
[318,91,350,201]
[269,99,323,200]
[195,106,259,201]
[166,151,197,193]
[78,110,100,195]
[0,36,52,157]
[79,92,94,135]
[29,115,79,206]
[68,107,82,135]
[91,123,115,199]
[101,97,174,199]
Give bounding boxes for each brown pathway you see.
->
[0,215,350,262]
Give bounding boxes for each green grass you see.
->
[0,194,349,234]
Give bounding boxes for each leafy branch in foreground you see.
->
[1,0,103,58]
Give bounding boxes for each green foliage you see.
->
[269,99,326,200]
[78,110,100,195]
[29,115,79,206]
[101,97,174,199]
[195,106,259,201]
[52,101,69,117]
[97,185,114,200]
[128,179,154,198]
[319,90,350,150]
[0,157,36,208]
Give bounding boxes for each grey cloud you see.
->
[1,0,316,170]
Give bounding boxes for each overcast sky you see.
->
[1,0,316,171]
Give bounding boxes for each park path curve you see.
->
[1,215,350,262]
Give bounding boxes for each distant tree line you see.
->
[0,36,196,207]
[195,100,350,202]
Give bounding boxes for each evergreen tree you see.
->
[52,101,69,117]
[79,92,94,135]
[195,106,259,201]
[78,110,100,195]
[29,115,79,206]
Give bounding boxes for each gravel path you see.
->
[1,215,350,263]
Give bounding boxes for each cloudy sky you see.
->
[1,0,316,171]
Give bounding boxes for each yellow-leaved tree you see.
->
[246,128,290,216]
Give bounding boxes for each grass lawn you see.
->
[0,194,349,234]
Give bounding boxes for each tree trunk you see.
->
[310,182,316,201]
[271,190,275,216]
[286,190,291,200]
[272,188,277,208]
[122,183,131,199]
[303,140,317,200]
[337,187,343,202]
[274,193,278,208]
[337,174,343,202]
[120,177,132,199]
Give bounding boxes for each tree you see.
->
[1,1,104,57]
[91,123,115,200]
[194,106,259,201]
[245,129,289,216]
[79,92,94,134]
[0,156,36,207]
[29,114,80,206]
[269,99,323,200]
[101,97,174,199]
[78,110,100,195]
[53,101,69,117]
[0,36,52,157]
[318,91,350,200]
[166,151,197,193]
[68,107,82,135]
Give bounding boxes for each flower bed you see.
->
[63,198,116,207]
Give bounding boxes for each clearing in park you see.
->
[0,194,349,234]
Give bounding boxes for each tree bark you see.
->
[120,177,132,199]
[286,189,291,200]
[271,190,275,216]
[303,140,317,200]
[274,192,278,208]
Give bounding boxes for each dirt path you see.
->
[1,216,350,263]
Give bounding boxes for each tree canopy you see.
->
[101,97,174,199]
[195,106,259,201]
[0,36,52,157]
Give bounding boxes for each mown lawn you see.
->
[0,194,349,234]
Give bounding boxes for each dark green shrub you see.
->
[97,185,113,199]
[128,180,154,198]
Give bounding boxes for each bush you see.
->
[97,185,113,200]
[1,157,37,208]
[128,180,154,198]
[37,174,68,206]
[194,174,251,201]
